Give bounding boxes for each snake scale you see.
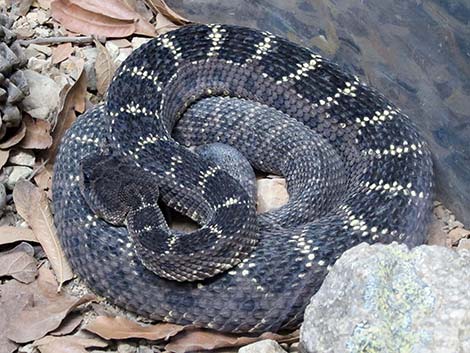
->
[52,24,433,333]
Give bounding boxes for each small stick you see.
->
[17,36,97,46]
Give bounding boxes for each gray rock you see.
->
[458,239,470,250]
[4,166,32,189]
[288,342,300,353]
[19,69,59,121]
[300,242,470,353]
[81,47,98,91]
[117,342,137,353]
[8,149,35,167]
[239,339,287,353]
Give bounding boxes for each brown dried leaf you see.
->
[155,12,179,34]
[94,40,117,95]
[12,179,74,287]
[50,314,83,336]
[0,226,38,245]
[0,149,9,169]
[107,38,132,48]
[144,0,189,25]
[0,268,61,353]
[19,116,53,150]
[7,294,96,343]
[47,61,86,164]
[0,251,38,283]
[37,0,52,10]
[33,335,107,353]
[52,43,74,64]
[51,0,156,38]
[34,166,53,199]
[0,281,33,353]
[0,121,27,149]
[85,316,185,341]
[165,329,299,353]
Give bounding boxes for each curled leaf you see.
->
[0,149,9,169]
[94,40,117,95]
[85,316,185,341]
[51,0,156,38]
[144,0,190,25]
[19,116,53,150]
[0,121,26,149]
[165,329,300,353]
[33,335,107,353]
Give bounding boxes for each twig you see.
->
[17,36,97,46]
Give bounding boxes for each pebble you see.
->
[80,47,98,91]
[36,10,50,25]
[447,227,470,245]
[4,166,32,190]
[131,37,152,50]
[300,242,470,353]
[458,238,470,250]
[8,149,35,167]
[239,339,287,353]
[19,69,60,121]
[433,205,450,222]
[117,342,137,353]
[105,41,121,60]
[289,342,300,353]
[256,178,288,213]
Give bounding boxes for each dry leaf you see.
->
[0,121,27,149]
[85,316,185,341]
[155,12,179,34]
[34,166,53,199]
[144,0,189,25]
[165,329,299,353]
[122,0,153,21]
[7,294,95,343]
[0,226,38,245]
[50,314,83,336]
[33,335,107,353]
[0,149,9,169]
[0,268,61,353]
[19,116,53,149]
[12,179,74,287]
[107,38,132,48]
[51,0,156,38]
[0,281,33,353]
[47,61,86,164]
[0,251,38,283]
[52,43,74,64]
[37,0,52,10]
[94,40,117,95]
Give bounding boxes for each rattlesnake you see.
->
[52,24,433,333]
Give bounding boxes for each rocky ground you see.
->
[0,1,468,353]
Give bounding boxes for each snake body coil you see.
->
[53,24,433,333]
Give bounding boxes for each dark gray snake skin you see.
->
[52,24,433,333]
